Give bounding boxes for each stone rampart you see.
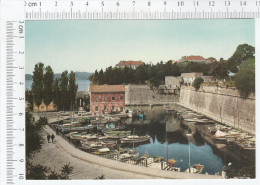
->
[179,86,255,134]
[125,85,179,106]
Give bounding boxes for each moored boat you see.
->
[120,135,151,144]
[185,164,204,174]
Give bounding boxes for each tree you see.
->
[68,71,78,110]
[26,112,46,158]
[193,77,204,90]
[209,58,229,79]
[25,89,33,109]
[227,44,255,73]
[31,63,44,111]
[60,70,69,110]
[43,66,54,111]
[53,78,61,110]
[234,58,255,97]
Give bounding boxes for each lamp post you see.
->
[186,133,192,173]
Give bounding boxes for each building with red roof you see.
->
[180,56,206,63]
[116,60,144,69]
[89,85,125,114]
[205,57,217,64]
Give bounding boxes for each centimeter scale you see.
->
[0,0,259,184]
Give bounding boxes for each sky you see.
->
[25,19,255,74]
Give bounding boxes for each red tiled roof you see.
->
[90,85,125,93]
[116,60,144,66]
[182,56,205,61]
[206,57,217,61]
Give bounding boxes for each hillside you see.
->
[25,72,93,80]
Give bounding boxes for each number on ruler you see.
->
[19,66,24,69]
[257,1,260,6]
[19,159,24,162]
[19,51,24,54]
[19,113,23,116]
[193,1,199,6]
[55,1,57,6]
[116,1,120,6]
[86,2,89,6]
[240,1,247,6]
[101,1,104,6]
[19,174,24,180]
[225,1,231,6]
[178,1,184,6]
[148,1,151,6]
[209,1,215,6]
[132,1,135,6]
[70,1,73,6]
[164,1,167,6]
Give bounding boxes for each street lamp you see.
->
[186,133,192,173]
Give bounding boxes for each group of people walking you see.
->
[47,134,55,143]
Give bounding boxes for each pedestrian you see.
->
[47,134,50,143]
[51,134,55,143]
[56,128,59,135]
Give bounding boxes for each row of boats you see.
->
[210,125,255,150]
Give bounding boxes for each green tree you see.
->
[60,70,69,110]
[193,77,204,90]
[227,44,255,73]
[234,58,255,97]
[53,78,61,110]
[26,112,46,158]
[209,58,229,79]
[31,63,44,111]
[68,71,78,110]
[25,89,33,109]
[43,66,54,111]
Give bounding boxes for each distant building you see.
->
[205,57,217,64]
[115,60,144,69]
[33,100,57,112]
[89,85,125,114]
[180,56,206,63]
[181,72,203,86]
[170,60,179,64]
[165,76,182,88]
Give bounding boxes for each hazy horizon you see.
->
[25,20,255,74]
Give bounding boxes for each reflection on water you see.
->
[123,106,254,175]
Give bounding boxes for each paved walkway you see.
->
[31,124,222,179]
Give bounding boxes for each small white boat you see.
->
[120,135,151,144]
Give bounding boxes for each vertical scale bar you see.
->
[6,21,15,185]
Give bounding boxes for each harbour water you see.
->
[25,79,90,91]
[122,106,255,176]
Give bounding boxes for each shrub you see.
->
[193,77,204,90]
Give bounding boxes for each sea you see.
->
[25,79,90,92]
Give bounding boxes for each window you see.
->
[95,106,98,111]
[120,96,124,100]
[112,106,115,111]
[112,96,116,101]
[120,107,123,112]
[104,96,107,101]
[95,96,99,102]
[104,106,107,111]
[41,106,44,109]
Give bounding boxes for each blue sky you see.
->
[25,19,254,74]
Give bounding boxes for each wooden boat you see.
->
[185,164,204,174]
[120,135,151,144]
[167,159,176,167]
[153,156,163,163]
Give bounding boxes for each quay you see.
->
[35,113,221,179]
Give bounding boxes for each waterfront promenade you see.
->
[32,113,222,179]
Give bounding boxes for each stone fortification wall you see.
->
[125,85,179,106]
[179,86,255,134]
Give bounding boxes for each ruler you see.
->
[0,0,259,185]
[23,0,260,20]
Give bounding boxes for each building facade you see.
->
[115,60,144,69]
[89,85,125,114]
[181,72,203,86]
[33,100,57,112]
[180,56,206,63]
